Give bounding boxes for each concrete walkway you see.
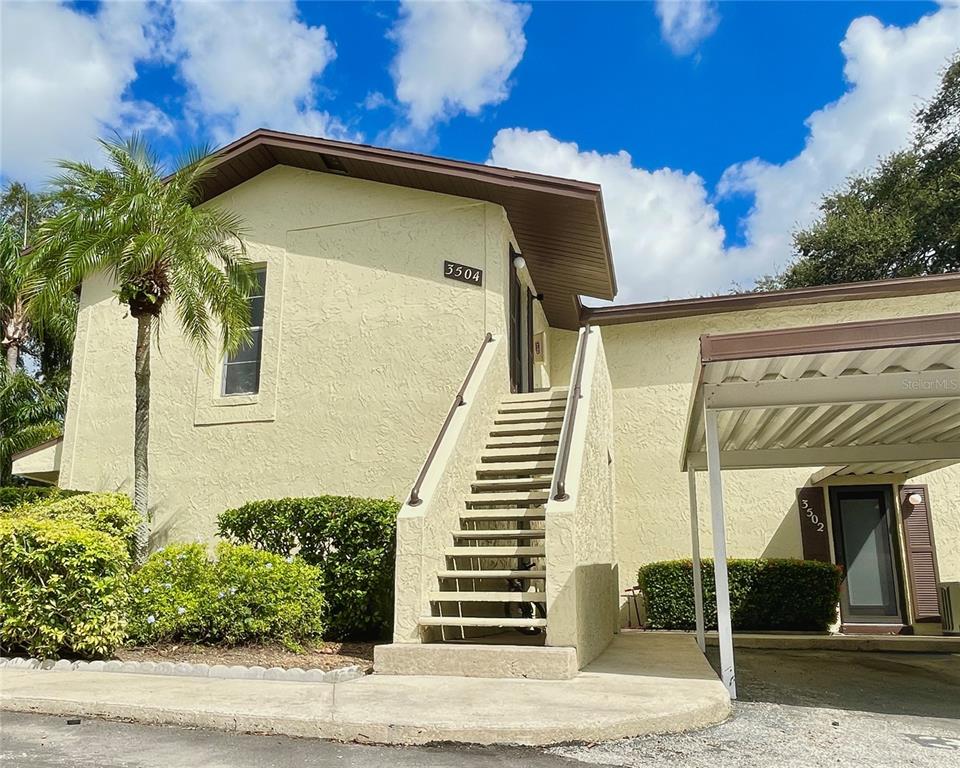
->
[0,634,729,746]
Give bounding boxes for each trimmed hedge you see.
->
[0,486,85,513]
[11,493,139,559]
[637,558,841,631]
[0,516,130,657]
[127,543,325,647]
[218,495,399,640]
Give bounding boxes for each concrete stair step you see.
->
[459,508,546,521]
[445,545,545,557]
[418,615,547,628]
[471,477,552,492]
[453,529,545,540]
[481,446,557,463]
[485,435,560,450]
[437,569,546,578]
[489,422,562,437]
[474,461,555,478]
[493,413,564,425]
[465,490,549,507]
[497,401,567,415]
[501,389,568,403]
[429,591,547,602]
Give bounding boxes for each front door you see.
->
[829,486,903,626]
[508,251,534,393]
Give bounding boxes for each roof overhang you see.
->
[681,313,960,478]
[198,129,617,330]
[582,272,960,326]
[11,436,62,485]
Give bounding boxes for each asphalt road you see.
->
[0,712,579,768]
[3,649,959,768]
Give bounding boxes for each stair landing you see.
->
[374,641,578,680]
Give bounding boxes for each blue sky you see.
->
[2,1,958,303]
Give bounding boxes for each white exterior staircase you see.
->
[419,387,567,635]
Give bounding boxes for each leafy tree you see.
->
[0,363,67,485]
[0,182,59,250]
[769,54,960,290]
[0,223,75,484]
[34,136,255,564]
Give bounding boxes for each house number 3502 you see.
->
[444,260,483,286]
[801,498,825,532]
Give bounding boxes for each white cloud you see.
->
[489,129,731,304]
[654,0,720,55]
[0,1,169,185]
[719,4,960,282]
[169,0,353,144]
[492,5,960,304]
[387,0,530,143]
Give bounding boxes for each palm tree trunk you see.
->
[5,340,17,373]
[1,342,16,485]
[133,314,151,565]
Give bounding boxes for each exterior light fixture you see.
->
[907,493,923,506]
[513,255,526,270]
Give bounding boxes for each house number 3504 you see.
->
[444,260,483,286]
[801,498,825,532]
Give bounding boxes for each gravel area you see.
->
[114,641,376,672]
[553,701,960,767]
[553,648,960,768]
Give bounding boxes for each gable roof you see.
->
[198,129,616,330]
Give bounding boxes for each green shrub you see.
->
[208,543,325,646]
[218,495,399,640]
[0,516,130,658]
[127,543,324,647]
[12,493,139,559]
[0,486,84,513]
[637,558,841,632]
[127,543,214,643]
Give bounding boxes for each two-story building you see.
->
[16,129,960,695]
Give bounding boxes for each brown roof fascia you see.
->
[581,272,960,326]
[699,311,960,363]
[205,129,604,202]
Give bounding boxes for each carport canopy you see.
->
[679,312,960,699]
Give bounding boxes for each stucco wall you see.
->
[546,326,619,665]
[555,293,960,606]
[58,165,519,548]
[393,335,509,643]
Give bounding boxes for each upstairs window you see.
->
[222,268,266,396]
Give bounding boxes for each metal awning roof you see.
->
[681,313,960,477]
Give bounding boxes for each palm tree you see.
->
[34,136,256,563]
[1,223,76,483]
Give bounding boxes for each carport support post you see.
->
[704,407,737,699]
[687,467,706,652]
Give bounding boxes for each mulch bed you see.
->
[114,641,377,672]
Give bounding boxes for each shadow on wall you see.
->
[760,497,804,560]
[760,472,827,560]
[550,562,620,668]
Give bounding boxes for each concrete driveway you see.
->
[4,648,958,768]
[553,647,960,768]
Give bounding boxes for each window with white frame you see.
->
[222,268,266,396]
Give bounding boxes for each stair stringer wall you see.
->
[544,326,620,666]
[393,335,510,643]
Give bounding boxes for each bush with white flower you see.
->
[126,543,213,643]
[126,542,324,647]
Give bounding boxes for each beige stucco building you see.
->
[16,130,960,685]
